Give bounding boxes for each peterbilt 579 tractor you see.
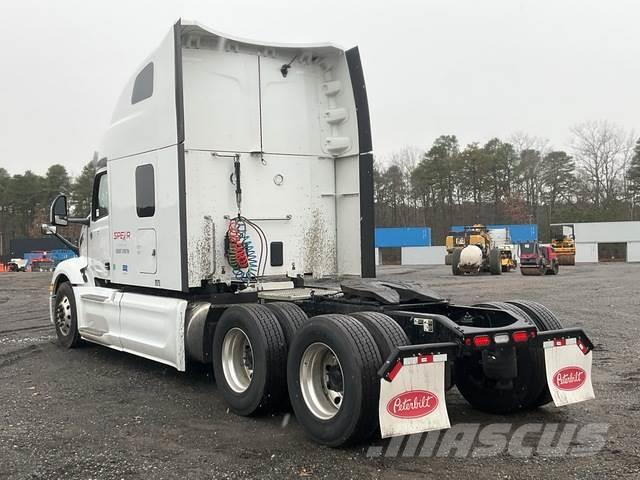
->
[44,20,595,447]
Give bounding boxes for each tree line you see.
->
[0,155,96,255]
[1,120,640,255]
[375,121,640,244]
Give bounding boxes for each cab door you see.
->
[88,171,112,280]
[77,170,122,348]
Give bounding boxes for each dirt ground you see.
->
[1,264,639,479]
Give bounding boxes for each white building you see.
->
[575,221,640,263]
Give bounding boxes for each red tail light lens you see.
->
[512,331,529,343]
[473,335,491,347]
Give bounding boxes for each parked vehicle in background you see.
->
[7,258,26,272]
[550,223,576,265]
[451,224,502,275]
[444,230,465,265]
[520,242,559,276]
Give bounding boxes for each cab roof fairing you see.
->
[178,19,347,56]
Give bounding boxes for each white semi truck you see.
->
[44,20,595,446]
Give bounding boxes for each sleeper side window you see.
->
[92,172,109,221]
[136,164,155,218]
[131,62,154,104]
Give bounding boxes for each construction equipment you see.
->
[520,242,559,275]
[550,223,576,265]
[41,21,595,447]
[451,224,502,275]
[444,230,465,265]
[500,245,518,272]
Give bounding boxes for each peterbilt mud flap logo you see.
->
[386,390,438,419]
[544,338,595,407]
[553,366,587,391]
[379,354,450,438]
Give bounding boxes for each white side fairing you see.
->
[100,29,178,161]
[99,26,183,291]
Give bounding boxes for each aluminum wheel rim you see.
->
[299,342,344,420]
[55,296,72,336]
[221,328,254,393]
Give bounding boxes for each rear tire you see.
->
[505,300,563,407]
[445,253,452,266]
[455,302,547,413]
[287,314,381,446]
[212,304,287,416]
[350,311,410,362]
[264,302,308,347]
[54,282,82,349]
[489,248,502,275]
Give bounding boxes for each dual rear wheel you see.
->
[212,305,408,446]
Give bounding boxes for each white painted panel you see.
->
[184,151,340,285]
[74,286,123,349]
[182,48,261,152]
[119,293,188,371]
[574,222,640,243]
[136,228,157,274]
[101,27,178,160]
[628,242,640,262]
[402,246,447,265]
[109,146,182,291]
[575,242,598,263]
[335,155,361,275]
[259,56,324,156]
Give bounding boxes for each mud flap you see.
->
[543,337,595,407]
[379,354,450,438]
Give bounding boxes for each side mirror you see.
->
[50,194,68,226]
[41,224,57,235]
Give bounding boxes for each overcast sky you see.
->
[1,0,638,176]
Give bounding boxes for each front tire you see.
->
[287,315,381,446]
[54,282,81,348]
[452,248,462,275]
[212,305,287,415]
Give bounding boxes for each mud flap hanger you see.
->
[378,342,459,381]
[534,327,594,353]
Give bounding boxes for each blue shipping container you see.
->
[375,227,432,248]
[450,224,538,244]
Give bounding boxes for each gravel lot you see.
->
[1,264,639,479]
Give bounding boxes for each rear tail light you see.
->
[512,331,529,343]
[494,333,510,344]
[473,335,491,347]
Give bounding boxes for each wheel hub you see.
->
[55,296,72,336]
[221,328,254,393]
[300,343,344,420]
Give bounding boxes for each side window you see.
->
[135,164,155,217]
[131,62,154,104]
[92,172,109,220]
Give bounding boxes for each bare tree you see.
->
[570,121,634,208]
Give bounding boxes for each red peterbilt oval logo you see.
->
[553,366,587,391]
[386,390,439,419]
